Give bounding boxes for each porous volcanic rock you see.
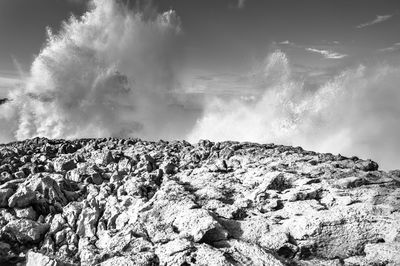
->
[0,137,399,265]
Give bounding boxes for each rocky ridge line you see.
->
[0,137,400,265]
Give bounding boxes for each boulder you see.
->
[53,157,76,172]
[93,150,114,166]
[173,208,228,242]
[0,172,13,184]
[25,174,67,205]
[63,201,83,228]
[76,204,100,238]
[8,187,36,208]
[15,206,38,220]
[1,219,49,243]
[0,188,14,207]
[26,251,63,266]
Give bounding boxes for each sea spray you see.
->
[3,0,186,141]
[188,51,400,169]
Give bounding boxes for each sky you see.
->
[1,0,399,94]
[0,0,400,169]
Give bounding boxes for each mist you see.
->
[1,0,400,170]
[188,51,400,170]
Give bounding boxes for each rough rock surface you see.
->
[0,137,399,265]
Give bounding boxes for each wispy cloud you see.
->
[379,42,400,52]
[237,0,246,9]
[306,48,347,59]
[0,76,20,87]
[356,14,393,29]
[0,74,22,97]
[279,40,292,45]
[66,0,86,3]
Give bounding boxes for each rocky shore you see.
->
[0,137,399,265]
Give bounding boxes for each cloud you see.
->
[356,14,393,29]
[66,0,89,4]
[379,42,400,52]
[0,72,22,97]
[306,48,347,59]
[279,40,292,45]
[0,76,20,87]
[237,0,246,9]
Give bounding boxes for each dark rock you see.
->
[0,188,14,207]
[0,172,13,184]
[267,174,292,191]
[161,161,177,175]
[54,157,76,172]
[58,143,78,154]
[356,159,379,171]
[14,170,25,179]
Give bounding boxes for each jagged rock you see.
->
[53,157,76,172]
[63,201,83,228]
[49,214,66,234]
[65,168,82,183]
[88,172,103,185]
[14,170,25,179]
[25,174,67,205]
[173,208,228,242]
[161,160,177,175]
[76,202,100,238]
[0,171,13,184]
[65,162,102,185]
[117,157,135,172]
[363,242,400,265]
[0,209,15,226]
[0,137,399,265]
[0,188,14,207]
[155,238,194,265]
[214,239,286,265]
[25,251,66,266]
[15,206,38,220]
[8,187,36,208]
[92,150,114,166]
[355,159,379,171]
[190,243,232,265]
[0,241,11,258]
[285,204,400,259]
[58,143,78,154]
[1,219,49,243]
[99,257,136,266]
